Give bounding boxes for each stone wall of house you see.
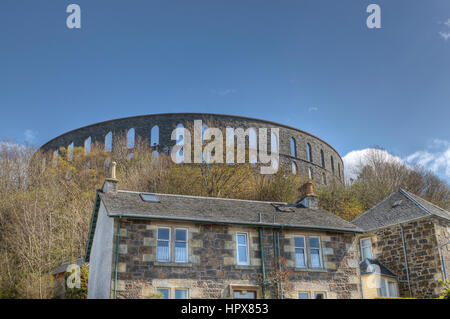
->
[370,217,446,298]
[434,218,450,285]
[111,218,361,299]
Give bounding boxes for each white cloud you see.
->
[439,31,450,40]
[404,139,450,179]
[308,107,319,112]
[24,129,37,143]
[342,148,403,182]
[445,18,450,27]
[343,140,450,183]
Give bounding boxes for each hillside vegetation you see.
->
[0,139,448,298]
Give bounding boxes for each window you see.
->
[291,162,297,175]
[360,238,373,260]
[320,150,325,168]
[248,128,258,165]
[157,228,170,262]
[314,292,326,299]
[331,156,335,173]
[290,138,296,157]
[308,167,313,180]
[294,236,306,268]
[174,289,189,299]
[85,136,91,154]
[338,163,341,178]
[151,125,159,160]
[175,229,188,263]
[105,131,112,152]
[322,173,327,185]
[140,194,160,202]
[128,128,135,149]
[378,278,388,297]
[175,124,185,163]
[226,126,235,164]
[236,233,249,265]
[151,125,159,146]
[388,281,398,297]
[270,131,279,171]
[233,290,256,299]
[307,143,312,162]
[298,292,309,299]
[157,288,170,299]
[309,237,322,268]
[377,279,398,297]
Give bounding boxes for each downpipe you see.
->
[399,223,413,297]
[113,218,121,299]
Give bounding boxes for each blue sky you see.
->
[0,1,449,182]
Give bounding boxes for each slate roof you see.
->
[359,258,397,278]
[99,190,363,233]
[352,189,450,231]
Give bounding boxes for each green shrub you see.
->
[439,280,450,299]
[64,264,89,299]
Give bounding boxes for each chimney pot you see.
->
[102,161,118,193]
[298,181,318,209]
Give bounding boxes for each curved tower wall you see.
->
[40,113,344,185]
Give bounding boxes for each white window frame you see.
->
[377,278,388,297]
[294,236,307,268]
[156,287,170,299]
[236,232,250,265]
[388,280,398,297]
[298,292,310,299]
[156,227,171,262]
[174,288,189,299]
[360,237,373,260]
[308,236,323,269]
[174,228,189,263]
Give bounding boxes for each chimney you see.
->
[298,181,318,209]
[102,161,118,193]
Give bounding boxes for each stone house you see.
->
[85,176,364,299]
[352,189,450,298]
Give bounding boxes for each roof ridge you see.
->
[400,188,450,215]
[399,189,433,216]
[116,189,288,205]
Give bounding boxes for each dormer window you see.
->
[140,194,160,202]
[392,200,402,207]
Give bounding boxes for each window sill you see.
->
[233,265,256,270]
[294,267,327,273]
[154,262,192,268]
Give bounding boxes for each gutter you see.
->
[84,190,102,262]
[106,213,363,234]
[399,223,413,297]
[113,218,121,299]
[277,231,283,299]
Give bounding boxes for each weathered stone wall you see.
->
[111,218,361,299]
[434,219,450,284]
[39,113,344,185]
[369,217,446,298]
